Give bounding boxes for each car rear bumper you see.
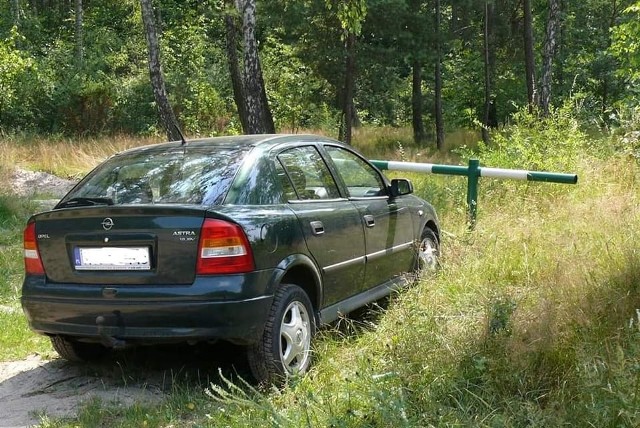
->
[22,295,273,345]
[21,272,276,346]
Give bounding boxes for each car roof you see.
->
[116,134,344,156]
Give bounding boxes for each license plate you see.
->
[74,247,151,271]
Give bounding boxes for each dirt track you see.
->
[0,343,245,427]
[0,354,165,427]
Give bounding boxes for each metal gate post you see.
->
[467,159,480,229]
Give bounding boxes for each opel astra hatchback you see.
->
[21,134,439,384]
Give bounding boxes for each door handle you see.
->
[310,221,324,235]
[363,214,375,228]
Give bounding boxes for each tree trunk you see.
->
[434,0,444,151]
[411,59,426,145]
[238,0,275,134]
[341,31,357,145]
[11,0,20,27]
[75,0,83,68]
[523,0,536,112]
[482,0,495,144]
[540,0,559,116]
[224,6,249,133]
[408,0,425,145]
[140,0,182,141]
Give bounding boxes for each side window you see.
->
[277,146,341,200]
[325,146,387,198]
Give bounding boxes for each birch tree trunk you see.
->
[139,0,182,141]
[482,0,495,144]
[224,5,249,133]
[11,0,20,27]
[75,0,83,68]
[540,0,560,116]
[523,0,536,112]
[434,0,444,151]
[238,0,274,134]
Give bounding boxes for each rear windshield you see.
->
[61,146,250,206]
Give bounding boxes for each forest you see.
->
[1,0,639,145]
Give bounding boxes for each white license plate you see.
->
[74,247,151,271]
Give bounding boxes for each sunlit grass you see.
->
[0,311,51,361]
[0,134,161,178]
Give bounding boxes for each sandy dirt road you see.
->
[0,354,165,428]
[0,344,244,428]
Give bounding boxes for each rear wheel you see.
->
[416,228,440,273]
[247,284,315,385]
[50,336,109,362]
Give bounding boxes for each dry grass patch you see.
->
[1,134,162,178]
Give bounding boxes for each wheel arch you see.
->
[270,254,323,313]
[424,219,440,242]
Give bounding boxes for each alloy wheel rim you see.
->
[280,300,311,374]
[419,237,438,271]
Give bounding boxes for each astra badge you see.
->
[101,217,114,231]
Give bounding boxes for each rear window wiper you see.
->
[56,197,115,209]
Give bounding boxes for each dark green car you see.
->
[21,134,439,384]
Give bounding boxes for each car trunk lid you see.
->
[33,206,208,285]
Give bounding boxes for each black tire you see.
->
[247,284,315,385]
[50,336,109,362]
[415,228,440,273]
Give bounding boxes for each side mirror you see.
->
[390,178,413,197]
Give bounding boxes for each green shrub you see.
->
[457,105,589,173]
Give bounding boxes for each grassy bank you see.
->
[0,195,51,360]
[0,119,639,426]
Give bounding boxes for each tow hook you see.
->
[96,315,126,349]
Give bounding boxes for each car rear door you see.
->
[323,145,415,291]
[275,146,366,307]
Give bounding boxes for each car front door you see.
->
[276,146,366,307]
[323,146,415,291]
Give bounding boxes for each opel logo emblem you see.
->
[101,218,114,231]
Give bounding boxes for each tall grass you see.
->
[0,195,51,360]
[0,134,160,178]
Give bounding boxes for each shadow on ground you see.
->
[0,342,250,428]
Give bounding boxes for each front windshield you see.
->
[61,146,250,206]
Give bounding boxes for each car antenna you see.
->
[174,124,188,146]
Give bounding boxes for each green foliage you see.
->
[1,0,635,137]
[262,35,335,132]
[161,11,233,136]
[610,2,640,80]
[610,2,640,111]
[0,28,36,131]
[457,104,589,173]
[325,0,368,36]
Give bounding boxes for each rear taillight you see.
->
[196,219,255,275]
[23,222,45,275]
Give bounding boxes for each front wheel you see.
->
[247,284,315,385]
[416,228,440,273]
